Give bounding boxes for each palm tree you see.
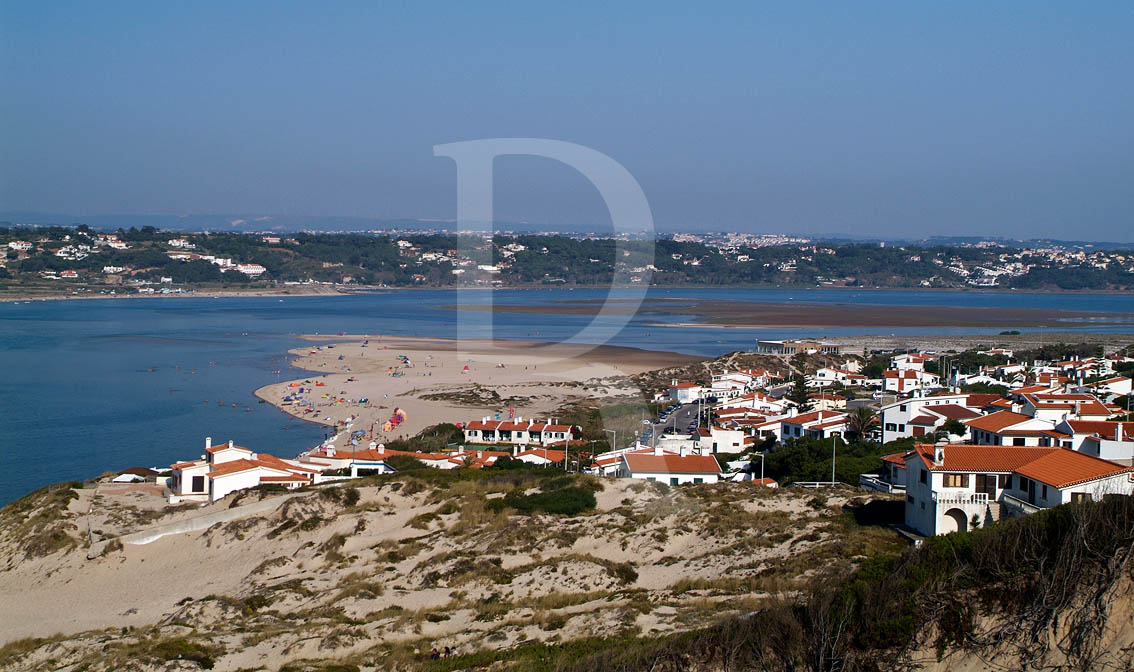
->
[846,406,878,442]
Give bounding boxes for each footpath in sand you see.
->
[255,335,700,443]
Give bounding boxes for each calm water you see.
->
[1,287,1132,505]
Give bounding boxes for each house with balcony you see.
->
[904,442,1134,536]
[879,393,996,443]
[168,437,320,503]
[461,418,579,446]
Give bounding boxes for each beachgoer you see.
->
[430,648,440,660]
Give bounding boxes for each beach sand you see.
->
[255,335,701,444]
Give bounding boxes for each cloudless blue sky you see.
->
[2,1,1132,240]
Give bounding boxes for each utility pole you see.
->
[831,433,837,485]
[604,429,616,454]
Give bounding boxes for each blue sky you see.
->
[2,2,1132,240]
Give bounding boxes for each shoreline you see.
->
[5,282,1134,304]
[253,335,701,443]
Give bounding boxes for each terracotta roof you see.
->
[925,404,981,420]
[881,450,913,468]
[623,453,722,474]
[913,444,1134,488]
[516,448,566,461]
[914,444,1051,473]
[1014,450,1134,488]
[908,415,938,426]
[260,474,309,482]
[207,459,262,478]
[670,382,702,389]
[784,410,847,425]
[207,442,252,454]
[1064,421,1134,441]
[964,410,1033,433]
[170,460,203,470]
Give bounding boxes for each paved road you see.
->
[643,402,703,444]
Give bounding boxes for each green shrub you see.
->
[489,486,596,516]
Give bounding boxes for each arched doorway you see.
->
[941,508,968,534]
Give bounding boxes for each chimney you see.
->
[1118,422,1124,442]
[933,441,946,466]
[377,443,385,454]
[477,450,483,459]
[679,445,688,457]
[327,445,336,457]
[653,443,663,456]
[205,436,212,451]
[1074,401,1082,418]
[228,440,234,449]
[788,406,798,417]
[512,445,519,457]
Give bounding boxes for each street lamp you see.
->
[754,451,765,484]
[603,429,617,453]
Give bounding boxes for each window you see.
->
[670,477,679,486]
[899,404,907,412]
[906,495,914,504]
[999,474,1012,490]
[1042,485,1048,499]
[1013,438,1026,446]
[898,424,905,432]
[694,478,704,484]
[191,475,205,492]
[885,423,897,432]
[920,469,927,484]
[920,502,925,510]
[646,477,656,482]
[1063,441,1072,449]
[1071,492,1091,503]
[943,474,969,488]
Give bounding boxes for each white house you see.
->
[1019,393,1111,422]
[236,263,267,277]
[692,426,746,454]
[883,369,941,393]
[167,437,320,503]
[780,410,848,441]
[879,393,989,443]
[668,381,705,404]
[964,410,1060,447]
[462,418,579,446]
[7,240,32,252]
[891,352,935,371]
[904,442,1134,536]
[619,446,723,485]
[1053,420,1134,464]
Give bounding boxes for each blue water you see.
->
[1,287,1132,505]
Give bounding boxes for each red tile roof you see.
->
[964,410,1033,433]
[925,404,981,420]
[912,444,1134,488]
[1014,450,1134,488]
[623,453,722,474]
[1065,421,1134,441]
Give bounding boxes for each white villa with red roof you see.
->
[1053,419,1134,463]
[668,380,705,404]
[168,438,321,503]
[461,418,580,446]
[891,352,935,371]
[883,368,941,393]
[618,444,723,485]
[904,442,1134,536]
[780,410,849,440]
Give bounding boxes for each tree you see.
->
[941,418,967,437]
[788,374,813,412]
[846,407,878,442]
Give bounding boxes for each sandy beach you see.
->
[255,335,701,444]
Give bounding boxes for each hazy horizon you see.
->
[3,3,1133,242]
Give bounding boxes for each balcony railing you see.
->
[1001,493,1042,516]
[859,474,905,494]
[932,492,988,506]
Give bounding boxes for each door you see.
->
[912,426,925,437]
[975,474,996,499]
[1027,478,1036,505]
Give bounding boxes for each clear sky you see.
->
[2,2,1132,240]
